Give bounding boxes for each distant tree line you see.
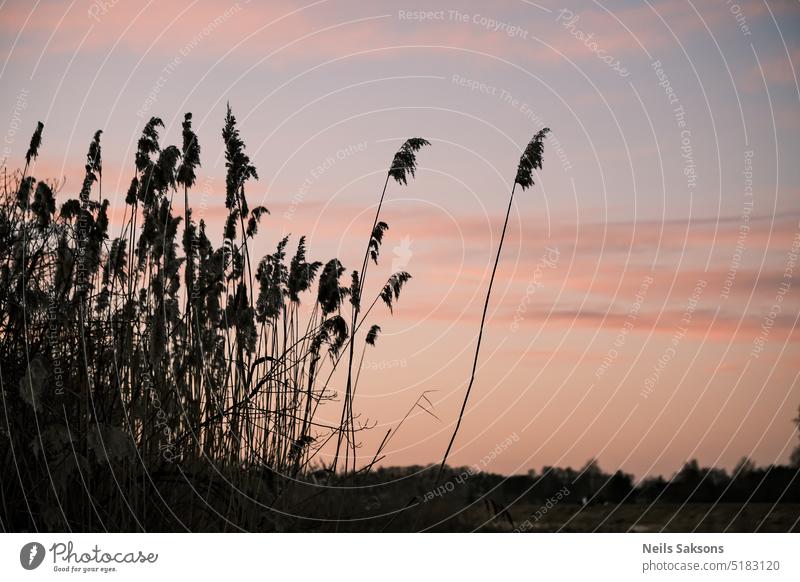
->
[363,455,800,508]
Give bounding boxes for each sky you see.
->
[1,0,799,479]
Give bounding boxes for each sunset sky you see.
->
[1,0,799,480]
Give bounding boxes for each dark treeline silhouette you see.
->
[246,456,799,531]
[425,457,800,507]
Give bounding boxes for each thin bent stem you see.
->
[333,172,391,474]
[436,182,517,483]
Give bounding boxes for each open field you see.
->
[262,477,800,532]
[499,503,800,533]
[265,499,800,532]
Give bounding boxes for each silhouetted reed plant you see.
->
[439,128,550,481]
[1,108,550,531]
[0,110,430,530]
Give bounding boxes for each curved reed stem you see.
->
[437,183,517,483]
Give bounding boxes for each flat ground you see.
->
[485,502,800,533]
[291,496,800,532]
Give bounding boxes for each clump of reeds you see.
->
[0,105,553,532]
[0,111,426,531]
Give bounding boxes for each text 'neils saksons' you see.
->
[643,543,724,554]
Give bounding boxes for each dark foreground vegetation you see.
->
[0,112,797,532]
[0,110,433,531]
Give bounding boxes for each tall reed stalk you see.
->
[333,138,429,474]
[437,128,549,482]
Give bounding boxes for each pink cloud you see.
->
[1,0,745,74]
